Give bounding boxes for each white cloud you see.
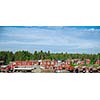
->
[0,26,100,53]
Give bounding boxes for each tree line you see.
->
[0,50,100,65]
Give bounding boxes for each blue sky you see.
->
[0,26,100,54]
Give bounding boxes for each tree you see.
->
[0,51,14,64]
[33,51,38,60]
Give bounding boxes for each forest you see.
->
[0,50,100,65]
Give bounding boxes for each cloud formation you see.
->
[0,26,100,53]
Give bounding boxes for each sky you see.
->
[0,26,100,54]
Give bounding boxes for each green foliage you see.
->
[0,50,100,65]
[0,51,14,64]
[14,51,33,61]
